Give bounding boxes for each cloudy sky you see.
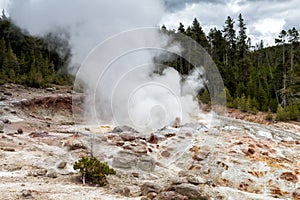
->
[0,0,299,46]
[161,0,300,46]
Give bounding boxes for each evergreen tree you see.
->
[190,18,209,49]
[178,22,185,33]
[237,14,248,59]
[223,16,236,66]
[208,28,226,63]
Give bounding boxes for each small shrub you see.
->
[276,104,289,121]
[265,112,273,121]
[73,156,116,186]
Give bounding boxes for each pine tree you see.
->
[208,28,226,63]
[0,37,6,68]
[237,13,248,59]
[2,44,19,82]
[223,16,236,66]
[178,22,185,33]
[190,18,209,49]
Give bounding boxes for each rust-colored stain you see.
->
[280,172,298,183]
[270,187,290,196]
[248,170,264,178]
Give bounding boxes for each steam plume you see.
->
[7,0,220,131]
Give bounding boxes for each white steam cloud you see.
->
[8,0,165,64]
[7,0,213,131]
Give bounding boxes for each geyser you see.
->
[73,28,225,131]
[7,0,226,131]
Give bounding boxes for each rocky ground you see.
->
[0,84,299,200]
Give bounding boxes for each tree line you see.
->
[0,10,72,88]
[161,14,300,121]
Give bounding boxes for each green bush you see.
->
[265,112,273,121]
[73,156,116,186]
[276,103,300,122]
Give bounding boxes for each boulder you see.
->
[137,157,155,172]
[140,182,161,195]
[157,191,188,200]
[147,133,158,144]
[120,133,136,141]
[112,151,137,169]
[174,183,208,200]
[46,171,58,178]
[112,125,138,133]
[57,161,67,169]
[17,128,23,134]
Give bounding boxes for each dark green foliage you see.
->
[199,89,211,105]
[276,103,300,121]
[265,112,273,121]
[276,104,289,121]
[73,156,116,186]
[161,15,300,121]
[0,11,72,88]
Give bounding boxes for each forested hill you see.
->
[0,10,299,121]
[0,11,72,88]
[162,14,300,121]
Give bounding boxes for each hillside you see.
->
[0,11,72,88]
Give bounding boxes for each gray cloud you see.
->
[161,0,300,45]
[163,0,226,11]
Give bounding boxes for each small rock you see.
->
[140,182,161,196]
[147,192,157,199]
[112,125,138,133]
[2,147,15,152]
[171,117,181,128]
[31,169,47,177]
[137,157,155,172]
[57,161,67,169]
[132,172,139,178]
[21,189,33,198]
[17,128,23,134]
[132,145,147,154]
[69,140,86,150]
[3,92,12,96]
[187,176,206,185]
[175,183,208,200]
[120,133,136,141]
[165,132,176,137]
[122,187,130,197]
[29,131,50,138]
[3,119,10,124]
[46,87,56,92]
[147,133,158,144]
[157,191,188,200]
[10,110,17,114]
[47,171,58,178]
[161,150,171,158]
